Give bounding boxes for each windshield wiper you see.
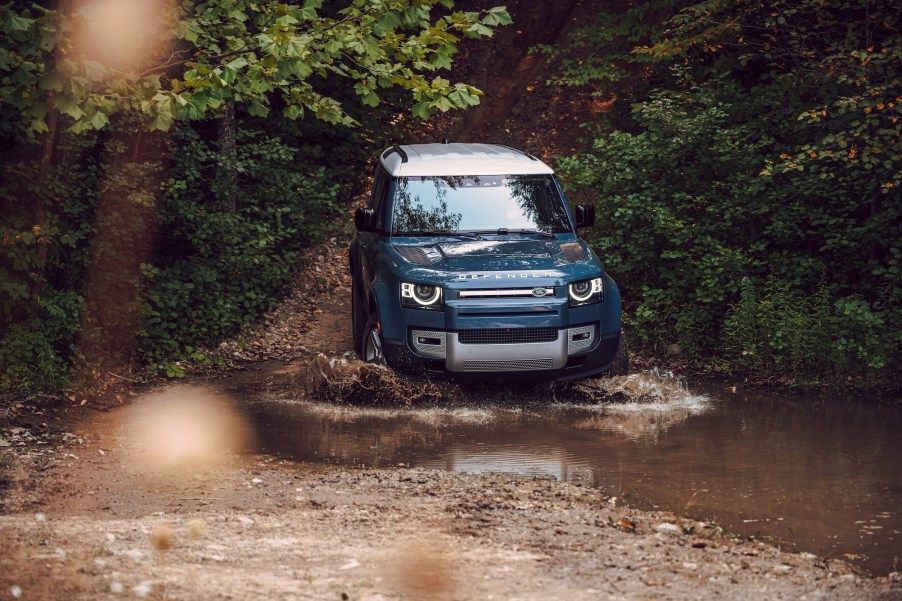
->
[511,229,557,239]
[469,228,558,239]
[394,230,486,240]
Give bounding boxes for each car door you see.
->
[359,166,390,296]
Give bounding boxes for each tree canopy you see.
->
[0,0,512,392]
[0,0,512,135]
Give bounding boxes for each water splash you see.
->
[295,353,710,431]
[259,394,503,427]
[555,367,708,406]
[297,352,460,406]
[553,368,713,439]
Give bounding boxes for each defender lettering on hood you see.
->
[453,272,559,280]
[349,142,626,382]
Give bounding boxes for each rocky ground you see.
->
[2,390,899,601]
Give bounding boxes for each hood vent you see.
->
[394,245,443,265]
[555,242,586,263]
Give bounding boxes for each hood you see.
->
[393,239,588,273]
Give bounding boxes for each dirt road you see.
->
[1,395,897,600]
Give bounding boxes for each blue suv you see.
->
[348,143,626,381]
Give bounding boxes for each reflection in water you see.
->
[246,381,902,575]
[420,444,598,485]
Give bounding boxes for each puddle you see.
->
[243,366,902,574]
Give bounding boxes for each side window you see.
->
[370,166,391,230]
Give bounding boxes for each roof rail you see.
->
[382,145,408,163]
[498,144,538,161]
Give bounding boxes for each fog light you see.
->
[567,325,595,354]
[411,330,447,359]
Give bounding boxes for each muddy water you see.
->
[246,375,902,574]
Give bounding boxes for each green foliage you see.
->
[0,129,101,395]
[0,0,511,136]
[553,0,900,383]
[723,278,893,380]
[0,129,100,316]
[139,125,343,367]
[0,290,84,393]
[558,84,777,359]
[534,1,674,87]
[1,0,503,395]
[0,116,350,393]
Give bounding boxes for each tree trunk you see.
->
[30,0,73,299]
[76,114,166,377]
[30,108,59,299]
[218,102,238,212]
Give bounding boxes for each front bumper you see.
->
[410,324,597,372]
[375,275,622,382]
[384,327,621,382]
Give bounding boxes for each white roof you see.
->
[379,143,554,177]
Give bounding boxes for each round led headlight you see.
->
[412,284,441,305]
[569,280,593,302]
[568,278,603,306]
[401,282,443,309]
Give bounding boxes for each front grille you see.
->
[462,358,554,372]
[458,288,554,299]
[458,328,559,345]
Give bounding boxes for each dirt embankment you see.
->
[409,0,607,159]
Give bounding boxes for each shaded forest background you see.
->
[1,0,899,395]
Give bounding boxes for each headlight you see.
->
[401,282,443,310]
[568,277,603,307]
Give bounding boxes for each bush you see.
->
[723,278,896,383]
[0,291,84,393]
[552,0,900,384]
[558,83,900,382]
[1,117,351,393]
[138,126,343,368]
[557,85,775,361]
[0,129,101,393]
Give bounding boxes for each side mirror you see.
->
[354,208,378,232]
[574,204,596,229]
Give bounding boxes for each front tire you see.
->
[361,312,386,365]
[607,329,629,376]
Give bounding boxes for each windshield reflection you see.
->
[391,175,570,233]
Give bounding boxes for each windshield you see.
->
[389,175,572,234]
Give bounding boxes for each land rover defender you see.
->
[348,143,626,381]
